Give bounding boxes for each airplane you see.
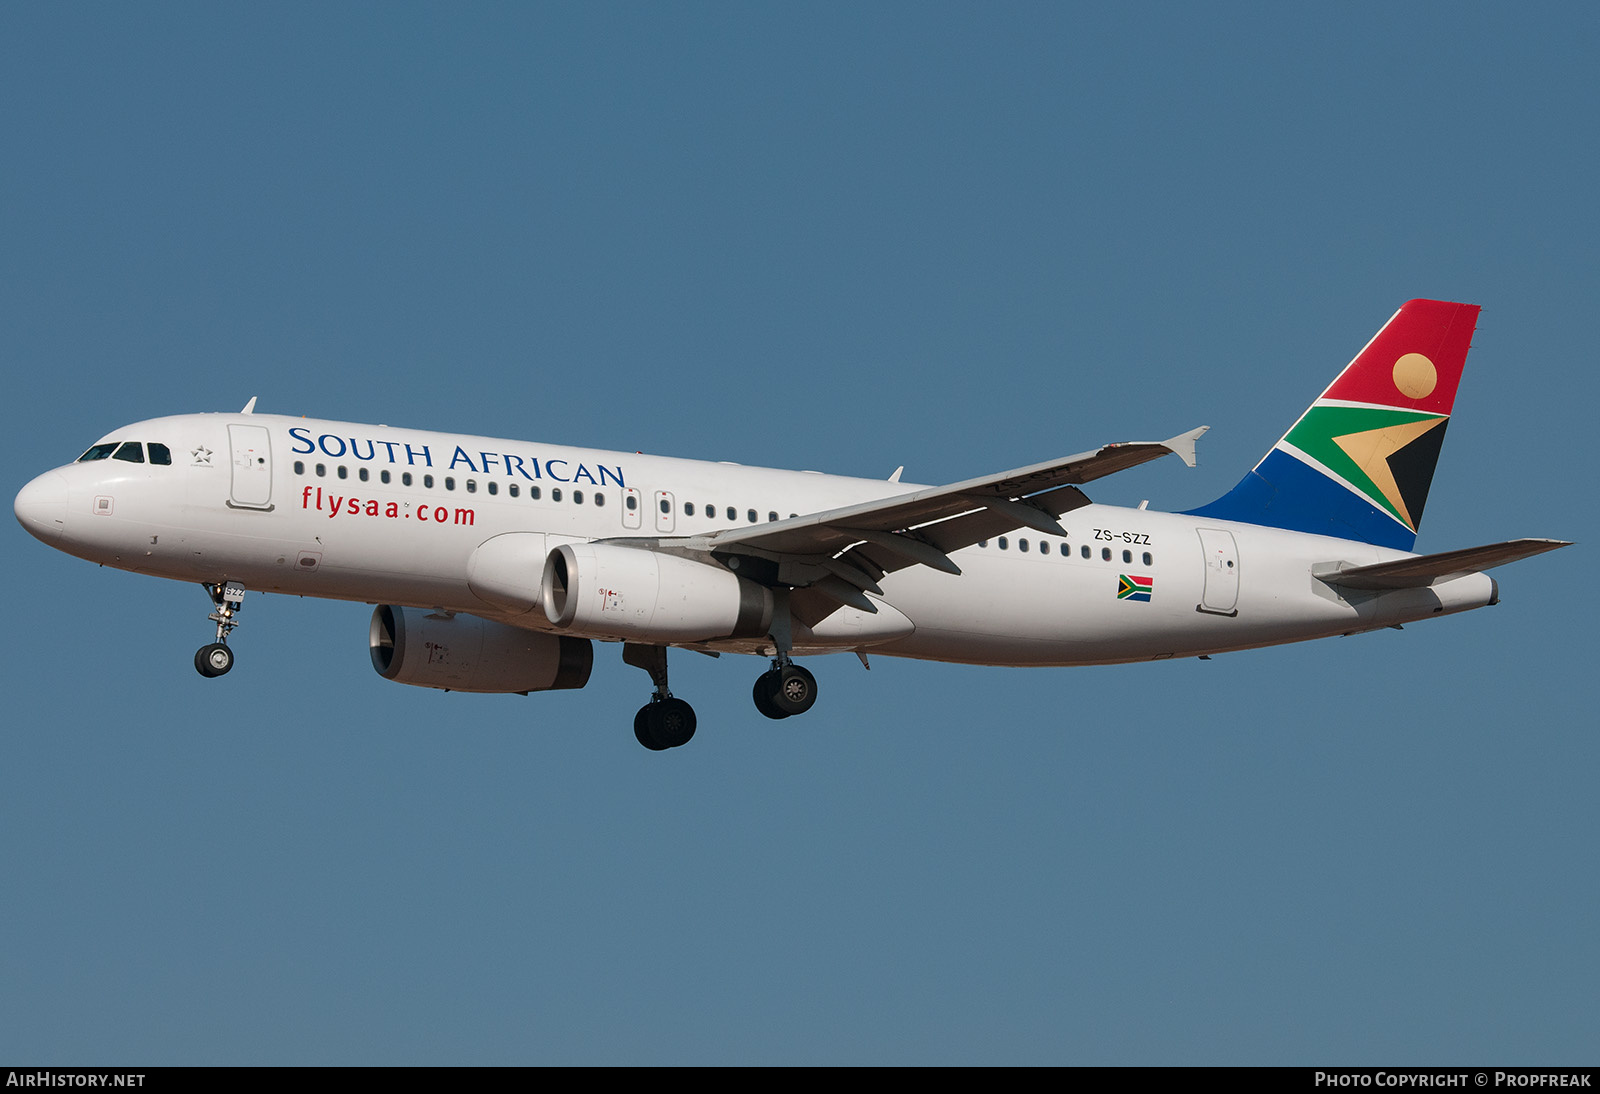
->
[13,299,1569,750]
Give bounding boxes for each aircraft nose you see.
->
[15,470,68,544]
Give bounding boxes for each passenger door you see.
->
[227,424,274,510]
[1196,528,1239,615]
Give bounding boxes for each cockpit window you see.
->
[78,443,119,462]
[76,440,172,466]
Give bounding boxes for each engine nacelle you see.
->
[369,605,593,694]
[541,541,773,643]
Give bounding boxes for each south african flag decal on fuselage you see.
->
[1118,574,1153,602]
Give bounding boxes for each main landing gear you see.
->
[623,596,822,749]
[622,643,824,750]
[751,588,818,720]
[623,643,697,751]
[194,581,246,678]
[751,659,817,720]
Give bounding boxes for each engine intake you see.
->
[541,541,773,642]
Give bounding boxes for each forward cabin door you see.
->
[227,424,274,510]
[1196,528,1239,615]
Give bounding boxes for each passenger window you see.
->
[358,467,369,482]
[1143,552,1153,566]
[573,490,584,505]
[1081,545,1090,559]
[659,499,669,514]
[294,460,305,475]
[77,443,118,462]
[625,495,637,511]
[445,477,455,491]
[1019,539,1029,553]
[466,479,477,493]
[747,509,757,523]
[113,442,144,463]
[726,506,736,521]
[1102,548,1112,561]
[768,512,778,522]
[530,486,541,500]
[508,483,518,497]
[1122,549,1132,564]
[684,502,695,516]
[487,481,497,496]
[402,472,413,486]
[552,488,563,502]
[381,470,391,484]
[148,443,172,466]
[594,492,604,507]
[998,537,1008,550]
[316,464,327,477]
[337,465,348,479]
[423,474,434,488]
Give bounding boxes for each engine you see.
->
[541,541,773,643]
[369,605,593,694]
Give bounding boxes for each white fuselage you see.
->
[16,411,1497,667]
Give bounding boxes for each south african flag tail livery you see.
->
[1188,299,1472,551]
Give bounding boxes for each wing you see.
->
[608,427,1206,621]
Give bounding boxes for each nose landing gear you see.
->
[194,642,234,677]
[195,581,246,678]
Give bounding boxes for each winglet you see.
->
[1162,426,1207,469]
[241,396,258,414]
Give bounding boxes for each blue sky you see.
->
[2,3,1594,1064]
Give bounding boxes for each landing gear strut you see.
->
[623,643,697,750]
[195,581,246,678]
[751,589,819,719]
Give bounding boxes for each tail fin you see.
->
[1186,299,1480,550]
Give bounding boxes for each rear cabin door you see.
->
[1196,527,1239,615]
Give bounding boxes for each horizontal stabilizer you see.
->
[1314,538,1570,590]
